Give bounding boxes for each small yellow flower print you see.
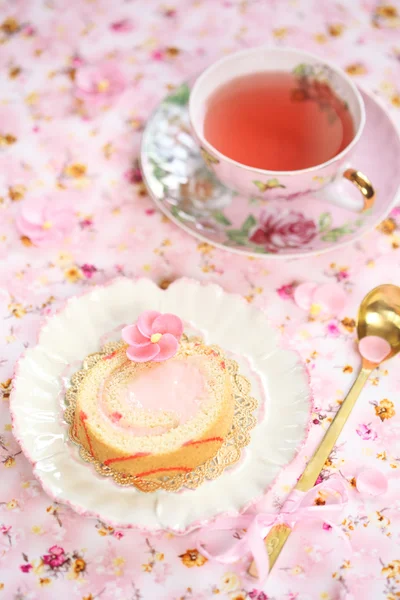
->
[0,134,16,147]
[345,63,367,76]
[8,185,26,201]
[343,365,353,374]
[20,236,33,247]
[25,92,38,105]
[382,559,400,581]
[273,27,287,38]
[328,23,345,36]
[6,499,18,510]
[4,424,12,432]
[3,456,15,468]
[221,572,240,592]
[230,593,247,600]
[73,558,86,574]
[0,583,4,590]
[31,525,43,535]
[197,242,214,254]
[376,5,398,18]
[9,66,21,79]
[39,577,51,587]
[378,218,397,234]
[156,553,164,561]
[1,380,12,402]
[64,163,87,178]
[375,399,395,421]
[291,565,304,575]
[179,548,208,568]
[341,317,356,332]
[1,18,19,35]
[64,266,83,283]
[314,33,328,44]
[391,94,400,108]
[8,303,26,318]
[82,595,94,600]
[141,563,152,572]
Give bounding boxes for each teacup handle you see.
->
[318,166,375,213]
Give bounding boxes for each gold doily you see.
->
[64,339,257,493]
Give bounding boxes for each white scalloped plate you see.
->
[10,278,311,533]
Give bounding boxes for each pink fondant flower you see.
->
[15,197,75,247]
[122,310,183,363]
[294,281,347,316]
[75,62,126,107]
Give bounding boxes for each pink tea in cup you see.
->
[203,71,354,171]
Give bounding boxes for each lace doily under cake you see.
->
[64,338,257,493]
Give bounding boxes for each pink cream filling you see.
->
[100,358,207,436]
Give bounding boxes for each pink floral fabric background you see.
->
[1,0,400,599]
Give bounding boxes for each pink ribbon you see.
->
[196,479,350,584]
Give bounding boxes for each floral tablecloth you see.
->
[1,1,400,599]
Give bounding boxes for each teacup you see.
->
[189,47,375,213]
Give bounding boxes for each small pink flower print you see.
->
[20,564,33,573]
[277,283,295,300]
[326,321,340,337]
[391,206,400,217]
[81,264,97,279]
[151,49,165,61]
[110,18,134,32]
[337,269,349,281]
[71,55,84,68]
[313,419,320,425]
[145,208,156,215]
[356,423,378,441]
[75,62,126,107]
[80,218,93,229]
[122,310,183,362]
[15,197,75,247]
[124,167,143,184]
[315,474,323,485]
[42,545,67,569]
[0,525,11,535]
[113,531,124,539]
[322,522,332,531]
[250,211,317,252]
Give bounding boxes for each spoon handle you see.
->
[248,366,371,579]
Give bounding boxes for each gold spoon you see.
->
[248,283,400,578]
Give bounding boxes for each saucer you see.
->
[10,278,311,532]
[141,84,400,258]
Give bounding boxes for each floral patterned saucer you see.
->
[141,83,400,258]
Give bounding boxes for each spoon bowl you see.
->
[357,284,400,360]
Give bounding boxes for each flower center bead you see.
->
[42,221,53,230]
[150,333,162,344]
[97,79,110,92]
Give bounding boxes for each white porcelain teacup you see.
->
[189,47,375,213]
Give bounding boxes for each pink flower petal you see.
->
[294,282,318,310]
[137,310,161,337]
[359,336,391,363]
[356,468,388,496]
[151,313,183,338]
[313,283,347,315]
[126,342,159,362]
[152,333,179,361]
[121,324,149,346]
